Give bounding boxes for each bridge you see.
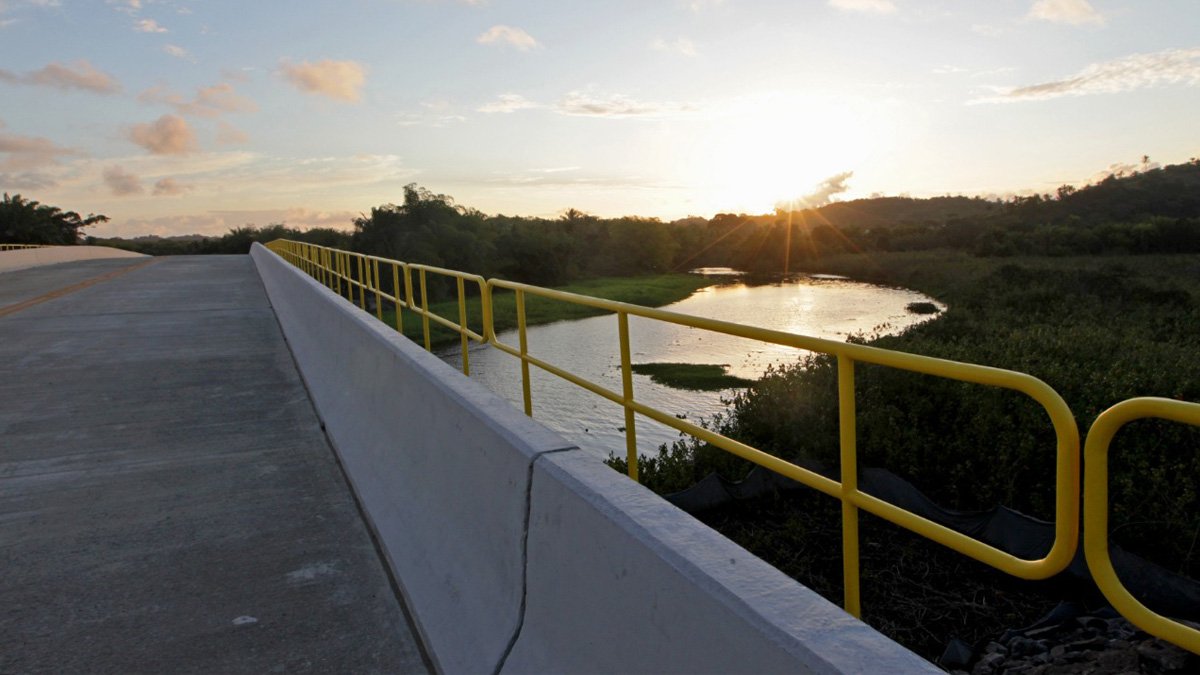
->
[2,244,1197,672]
[2,247,937,673]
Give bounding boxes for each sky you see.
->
[1,0,1198,237]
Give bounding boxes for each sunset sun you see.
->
[689,93,876,214]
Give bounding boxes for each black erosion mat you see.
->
[667,463,1200,623]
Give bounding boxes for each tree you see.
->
[0,193,109,244]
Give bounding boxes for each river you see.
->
[439,269,943,461]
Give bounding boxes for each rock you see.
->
[1025,625,1064,641]
[1065,635,1108,652]
[984,641,1009,656]
[1089,647,1139,674]
[1076,615,1110,632]
[1009,636,1048,658]
[972,651,1007,675]
[939,638,975,670]
[1136,639,1190,671]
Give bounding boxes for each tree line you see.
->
[6,159,1200,283]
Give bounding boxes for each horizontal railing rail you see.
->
[265,239,1198,655]
[270,240,487,375]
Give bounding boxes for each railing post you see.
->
[618,312,639,482]
[457,277,470,376]
[403,264,415,326]
[516,289,533,417]
[392,262,403,333]
[419,268,432,352]
[838,354,862,618]
[372,258,383,321]
[356,255,366,310]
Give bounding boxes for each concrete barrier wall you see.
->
[0,245,147,273]
[250,244,939,675]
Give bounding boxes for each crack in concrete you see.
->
[493,446,578,675]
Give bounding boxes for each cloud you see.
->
[108,0,142,14]
[650,37,698,57]
[0,171,57,189]
[113,208,359,238]
[153,177,192,196]
[477,93,539,113]
[139,82,258,117]
[163,44,190,60]
[396,112,467,127]
[1089,157,1161,183]
[828,0,897,14]
[396,100,468,126]
[128,114,198,154]
[1027,0,1104,26]
[1,0,61,27]
[556,91,697,118]
[476,25,539,51]
[0,60,121,94]
[682,0,724,10]
[0,129,82,170]
[134,18,166,32]
[103,165,144,196]
[778,172,854,209]
[976,48,1200,102]
[280,59,366,102]
[215,121,250,145]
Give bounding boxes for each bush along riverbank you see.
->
[608,250,1200,664]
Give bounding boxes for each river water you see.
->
[439,270,942,460]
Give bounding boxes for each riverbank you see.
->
[617,250,1200,662]
[382,273,717,349]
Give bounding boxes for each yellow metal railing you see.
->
[270,240,488,375]
[265,239,1198,655]
[0,244,48,251]
[1084,398,1200,653]
[486,278,1080,618]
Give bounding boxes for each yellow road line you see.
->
[0,258,158,318]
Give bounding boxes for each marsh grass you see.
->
[630,362,754,391]
[376,273,715,349]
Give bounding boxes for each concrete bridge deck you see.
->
[0,256,429,673]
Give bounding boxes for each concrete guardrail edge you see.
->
[249,243,939,675]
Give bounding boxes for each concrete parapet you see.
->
[250,243,939,674]
[0,245,146,273]
[252,244,572,673]
[509,450,938,673]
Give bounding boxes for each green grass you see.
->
[631,362,754,391]
[374,273,716,349]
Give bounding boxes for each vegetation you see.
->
[905,301,940,315]
[1,193,109,244]
[381,273,715,349]
[630,363,754,391]
[88,223,351,256]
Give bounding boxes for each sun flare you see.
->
[690,93,876,214]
